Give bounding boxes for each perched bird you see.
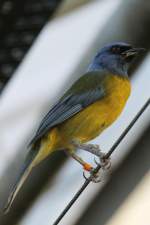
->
[4,42,144,213]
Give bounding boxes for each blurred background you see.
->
[0,0,149,225]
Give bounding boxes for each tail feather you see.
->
[3,142,40,213]
[4,141,43,213]
[3,159,33,214]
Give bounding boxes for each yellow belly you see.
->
[58,74,131,145]
[34,75,131,164]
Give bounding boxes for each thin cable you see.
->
[52,98,150,225]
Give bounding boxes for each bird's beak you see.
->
[122,47,145,58]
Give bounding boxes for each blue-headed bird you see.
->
[4,42,144,212]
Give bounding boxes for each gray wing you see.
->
[29,72,106,145]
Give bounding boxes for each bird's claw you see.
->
[101,158,111,170]
[83,169,101,183]
[94,157,100,166]
[100,155,111,170]
[94,153,111,170]
[82,155,111,183]
[83,171,89,181]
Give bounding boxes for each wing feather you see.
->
[29,71,106,145]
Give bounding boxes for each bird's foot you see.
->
[94,152,111,170]
[83,163,101,183]
[72,139,111,170]
[83,168,101,183]
[82,153,111,183]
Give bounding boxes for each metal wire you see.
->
[52,98,150,225]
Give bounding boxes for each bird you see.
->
[4,42,144,213]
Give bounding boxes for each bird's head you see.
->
[88,42,145,76]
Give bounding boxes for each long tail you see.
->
[3,149,37,214]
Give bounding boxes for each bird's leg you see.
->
[65,149,101,183]
[72,140,111,170]
[65,150,93,172]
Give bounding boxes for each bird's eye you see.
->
[111,47,120,54]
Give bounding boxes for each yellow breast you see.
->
[102,74,131,124]
[58,74,131,144]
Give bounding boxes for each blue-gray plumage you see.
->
[88,42,142,75]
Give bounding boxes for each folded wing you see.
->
[29,71,106,145]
